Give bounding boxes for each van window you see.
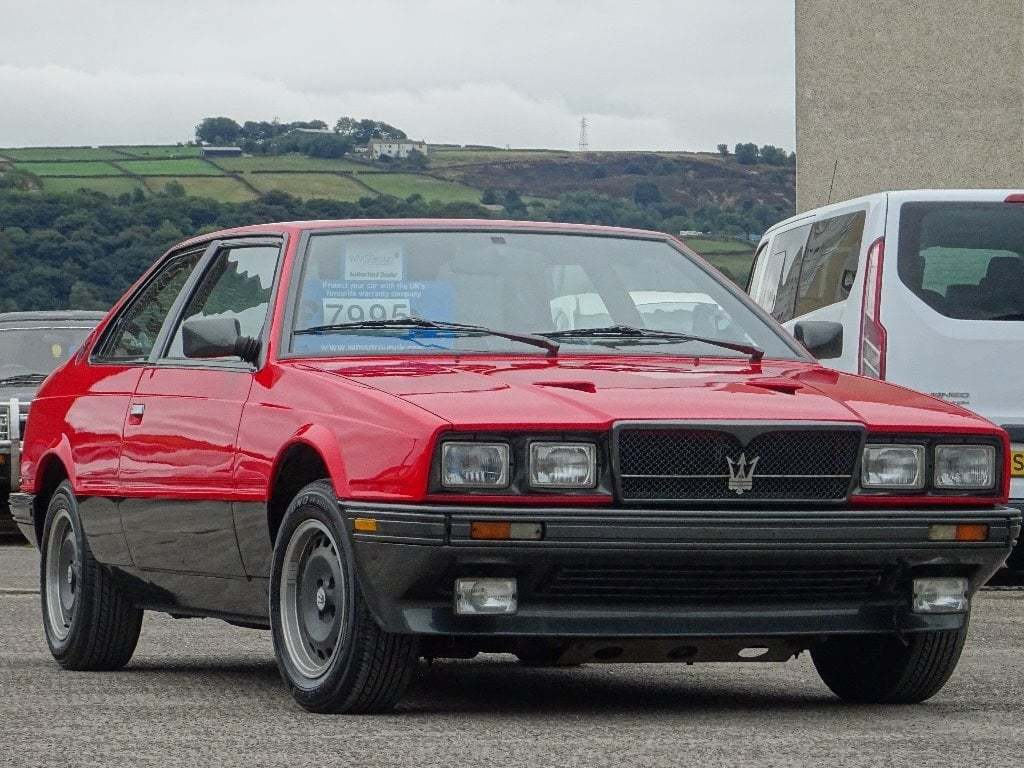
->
[897,202,1024,320]
[759,225,810,323]
[793,212,865,317]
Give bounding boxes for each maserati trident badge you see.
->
[726,453,759,495]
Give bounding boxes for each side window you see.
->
[93,250,204,362]
[164,244,280,360]
[763,225,811,323]
[793,211,866,318]
[746,240,771,297]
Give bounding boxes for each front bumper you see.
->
[344,501,1021,637]
[1007,499,1024,570]
[0,396,24,494]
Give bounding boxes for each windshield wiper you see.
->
[538,325,763,362]
[293,316,560,356]
[0,373,48,387]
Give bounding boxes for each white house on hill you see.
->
[369,139,428,159]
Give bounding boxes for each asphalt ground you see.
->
[1,543,1022,768]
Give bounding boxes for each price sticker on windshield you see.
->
[344,243,404,281]
[322,298,411,324]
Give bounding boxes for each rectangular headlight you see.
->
[934,445,996,490]
[441,442,510,488]
[529,442,596,488]
[912,577,968,614]
[861,444,925,489]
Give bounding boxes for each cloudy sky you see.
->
[0,0,795,152]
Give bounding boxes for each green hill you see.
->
[0,143,785,282]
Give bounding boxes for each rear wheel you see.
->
[270,480,419,713]
[811,624,969,704]
[40,482,143,670]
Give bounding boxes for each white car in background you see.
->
[748,190,1024,569]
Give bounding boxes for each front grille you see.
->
[616,425,862,502]
[538,564,887,604]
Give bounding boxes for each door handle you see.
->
[129,403,145,420]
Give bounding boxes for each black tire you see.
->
[40,481,143,670]
[811,624,969,704]
[270,480,419,713]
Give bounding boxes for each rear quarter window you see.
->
[897,202,1024,320]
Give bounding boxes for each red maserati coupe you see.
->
[11,219,1020,713]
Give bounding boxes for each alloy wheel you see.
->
[44,509,78,642]
[279,519,347,682]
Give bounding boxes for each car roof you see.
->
[0,310,106,324]
[762,188,1024,240]
[175,218,675,250]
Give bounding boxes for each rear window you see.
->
[898,202,1024,320]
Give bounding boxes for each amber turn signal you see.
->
[353,517,378,533]
[470,521,543,541]
[928,523,989,542]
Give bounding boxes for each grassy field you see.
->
[359,173,483,203]
[428,148,574,167]
[13,161,125,176]
[118,158,222,176]
[111,145,202,158]
[0,146,126,161]
[682,236,756,255]
[0,146,791,258]
[145,176,256,202]
[213,155,368,173]
[248,173,369,201]
[40,176,146,195]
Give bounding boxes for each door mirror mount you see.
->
[793,320,843,360]
[182,317,260,365]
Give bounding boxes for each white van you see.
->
[748,189,1024,567]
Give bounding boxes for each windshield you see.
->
[0,325,95,380]
[898,201,1024,320]
[289,231,800,359]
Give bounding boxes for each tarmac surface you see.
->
[1,543,1022,768]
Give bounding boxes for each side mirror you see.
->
[793,320,843,360]
[182,317,260,365]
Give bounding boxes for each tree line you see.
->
[0,180,789,312]
[194,116,410,159]
[717,143,794,166]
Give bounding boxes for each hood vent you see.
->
[534,381,598,394]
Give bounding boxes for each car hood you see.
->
[295,357,996,433]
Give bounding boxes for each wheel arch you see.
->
[31,449,75,546]
[267,426,351,546]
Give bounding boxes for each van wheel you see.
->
[270,480,419,713]
[811,624,968,703]
[40,481,143,670]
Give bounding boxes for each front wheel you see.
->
[270,480,419,713]
[811,624,969,704]
[40,481,143,670]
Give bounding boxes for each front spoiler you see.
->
[344,501,1021,637]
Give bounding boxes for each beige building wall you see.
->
[795,0,1024,212]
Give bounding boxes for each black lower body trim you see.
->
[343,502,1020,637]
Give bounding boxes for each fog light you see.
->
[912,577,969,614]
[454,578,518,615]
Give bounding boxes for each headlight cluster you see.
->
[440,439,598,491]
[861,442,997,492]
